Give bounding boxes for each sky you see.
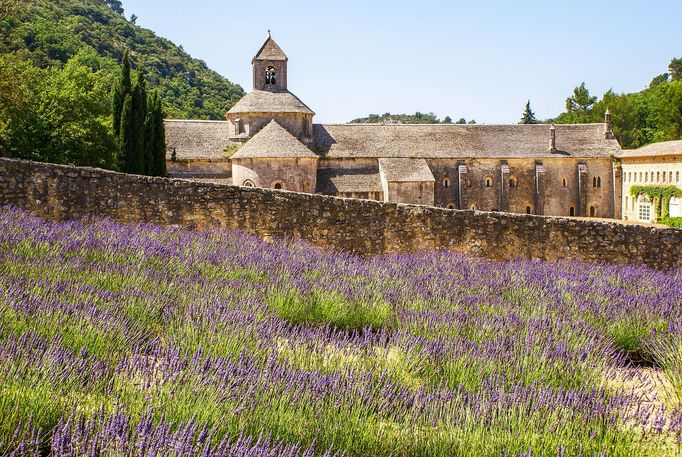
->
[122,0,682,124]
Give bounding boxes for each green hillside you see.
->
[0,0,244,120]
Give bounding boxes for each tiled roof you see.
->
[379,158,435,182]
[619,140,682,158]
[316,168,382,193]
[253,36,287,62]
[227,90,314,115]
[164,120,231,160]
[231,120,318,159]
[313,123,621,159]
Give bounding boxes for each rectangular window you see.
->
[657,171,660,183]
[639,201,651,222]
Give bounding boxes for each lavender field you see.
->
[0,206,680,456]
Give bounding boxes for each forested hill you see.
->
[0,0,244,119]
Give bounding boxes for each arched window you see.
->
[443,177,450,188]
[590,206,596,217]
[625,196,629,211]
[656,171,660,183]
[562,178,567,188]
[272,181,283,190]
[677,171,680,183]
[593,177,596,187]
[484,176,493,188]
[446,203,455,209]
[569,207,575,217]
[242,180,255,187]
[593,176,601,188]
[265,66,276,85]
[526,206,531,214]
[597,177,601,188]
[302,180,310,193]
[509,177,518,188]
[638,196,651,222]
[663,172,667,183]
[470,205,476,210]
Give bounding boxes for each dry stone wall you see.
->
[1,158,680,270]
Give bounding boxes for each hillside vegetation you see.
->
[0,0,244,119]
[1,207,680,456]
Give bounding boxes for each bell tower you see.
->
[252,32,288,92]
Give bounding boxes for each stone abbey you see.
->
[165,35,624,218]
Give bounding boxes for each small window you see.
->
[639,172,642,182]
[638,196,651,222]
[303,180,310,193]
[265,66,276,85]
[597,177,601,188]
[242,180,255,187]
[625,196,628,210]
[677,171,680,183]
[562,178,567,188]
[657,171,660,183]
[443,178,450,188]
[593,177,597,187]
[593,177,601,188]
[509,177,518,188]
[651,171,655,182]
[526,206,531,214]
[484,176,493,188]
[272,181,283,190]
[569,207,575,216]
[590,206,596,217]
[644,172,648,183]
[470,205,476,210]
[446,203,455,209]
[663,172,667,183]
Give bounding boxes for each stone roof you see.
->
[231,120,318,159]
[619,140,682,159]
[316,168,382,194]
[313,123,621,159]
[379,158,435,182]
[164,120,230,160]
[253,36,287,62]
[226,90,314,115]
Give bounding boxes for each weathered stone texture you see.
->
[1,158,680,270]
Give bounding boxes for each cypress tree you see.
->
[520,100,538,124]
[146,91,167,177]
[113,49,132,139]
[130,72,147,174]
[119,95,135,173]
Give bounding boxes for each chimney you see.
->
[604,108,612,139]
[549,124,557,153]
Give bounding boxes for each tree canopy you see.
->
[520,101,537,124]
[0,0,244,119]
[350,112,473,124]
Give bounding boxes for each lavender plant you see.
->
[0,206,680,456]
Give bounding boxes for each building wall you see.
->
[253,60,287,92]
[232,157,318,193]
[428,158,615,217]
[381,179,435,206]
[1,158,679,270]
[167,159,231,179]
[226,112,313,142]
[621,155,682,222]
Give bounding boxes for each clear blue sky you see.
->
[122,0,682,124]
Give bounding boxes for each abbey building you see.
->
[165,35,623,218]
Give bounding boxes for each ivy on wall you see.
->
[630,185,682,221]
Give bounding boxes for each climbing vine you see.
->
[630,185,682,221]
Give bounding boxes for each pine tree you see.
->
[112,50,131,139]
[520,100,537,124]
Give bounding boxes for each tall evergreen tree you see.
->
[520,100,537,124]
[119,95,136,173]
[130,72,147,174]
[148,91,167,176]
[112,50,131,139]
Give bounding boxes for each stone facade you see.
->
[619,141,682,223]
[1,158,680,270]
[164,36,623,219]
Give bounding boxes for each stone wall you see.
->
[1,158,680,270]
